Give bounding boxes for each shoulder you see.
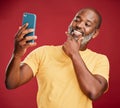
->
[87,49,108,57]
[87,49,109,63]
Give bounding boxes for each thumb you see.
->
[65,31,73,40]
[78,37,84,45]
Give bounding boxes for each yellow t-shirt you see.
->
[23,45,110,108]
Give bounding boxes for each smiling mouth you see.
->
[70,29,84,40]
[72,30,83,36]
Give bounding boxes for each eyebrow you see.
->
[76,15,80,19]
[75,15,93,24]
[86,19,93,24]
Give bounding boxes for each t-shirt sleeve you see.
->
[22,47,43,76]
[92,55,110,82]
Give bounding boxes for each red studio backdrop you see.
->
[0,0,120,108]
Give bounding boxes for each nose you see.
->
[76,22,84,29]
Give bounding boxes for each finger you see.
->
[18,38,37,49]
[78,37,84,45]
[24,41,37,49]
[16,23,28,38]
[23,35,37,42]
[20,29,34,39]
[19,23,28,33]
[65,31,73,40]
[18,36,37,46]
[19,26,22,30]
[16,29,35,42]
[65,31,72,37]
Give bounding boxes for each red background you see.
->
[0,0,120,108]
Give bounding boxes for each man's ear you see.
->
[92,29,99,38]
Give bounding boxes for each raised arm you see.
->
[5,23,37,89]
[63,34,108,100]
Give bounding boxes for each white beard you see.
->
[67,26,95,45]
[81,31,95,45]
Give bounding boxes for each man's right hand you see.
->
[13,23,37,58]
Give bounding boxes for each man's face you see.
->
[68,9,99,45]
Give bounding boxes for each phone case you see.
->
[22,12,36,42]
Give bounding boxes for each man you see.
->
[5,8,110,108]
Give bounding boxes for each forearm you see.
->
[5,24,37,89]
[71,53,106,100]
[5,54,22,89]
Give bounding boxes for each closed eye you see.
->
[85,22,92,27]
[74,16,81,22]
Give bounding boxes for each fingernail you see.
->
[26,23,28,25]
[65,31,68,34]
[30,29,34,32]
[19,26,21,29]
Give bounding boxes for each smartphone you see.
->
[22,12,36,42]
